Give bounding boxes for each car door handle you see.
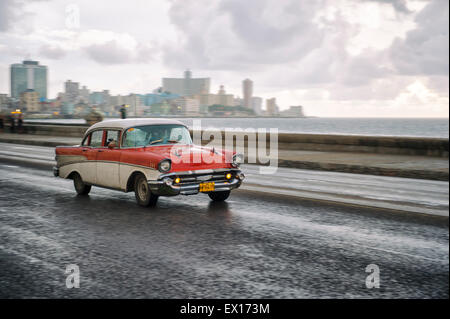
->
[98,150,104,152]
[82,149,88,152]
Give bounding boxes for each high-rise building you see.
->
[280,105,305,117]
[193,85,235,111]
[110,94,125,107]
[126,94,144,117]
[89,90,111,106]
[64,80,80,104]
[10,60,47,100]
[242,78,253,109]
[251,96,263,115]
[0,94,10,111]
[142,92,180,106]
[79,86,90,103]
[173,97,200,116]
[216,85,234,106]
[162,70,210,97]
[266,98,279,116]
[20,89,40,112]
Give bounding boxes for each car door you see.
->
[80,129,104,184]
[95,129,121,189]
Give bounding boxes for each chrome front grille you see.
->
[177,173,231,185]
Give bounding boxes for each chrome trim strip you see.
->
[57,160,157,171]
[118,143,192,150]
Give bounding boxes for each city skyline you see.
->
[0,0,448,118]
[5,61,285,117]
[6,61,274,109]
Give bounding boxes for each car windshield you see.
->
[122,124,192,148]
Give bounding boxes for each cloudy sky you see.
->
[0,0,448,117]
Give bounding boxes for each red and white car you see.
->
[54,118,244,206]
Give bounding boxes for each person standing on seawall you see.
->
[120,105,127,119]
[9,114,15,133]
[17,113,24,133]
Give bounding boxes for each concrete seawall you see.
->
[21,123,449,157]
[24,124,87,137]
[276,132,448,157]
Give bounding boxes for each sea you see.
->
[24,117,449,138]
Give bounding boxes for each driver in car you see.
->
[149,127,167,145]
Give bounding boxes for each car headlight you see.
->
[232,154,244,167]
[158,159,171,172]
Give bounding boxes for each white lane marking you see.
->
[242,164,448,187]
[0,244,65,273]
[0,151,54,161]
[244,177,449,207]
[242,184,449,217]
[348,242,449,264]
[237,209,449,263]
[243,167,449,192]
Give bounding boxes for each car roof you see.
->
[86,118,187,132]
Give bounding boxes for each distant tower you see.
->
[64,80,80,104]
[242,78,253,109]
[251,96,263,115]
[10,60,48,100]
[266,98,278,116]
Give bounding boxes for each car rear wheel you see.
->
[73,173,91,195]
[208,190,230,202]
[134,174,159,207]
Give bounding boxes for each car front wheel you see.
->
[134,174,159,207]
[73,173,91,195]
[208,190,230,202]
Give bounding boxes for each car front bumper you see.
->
[148,169,244,196]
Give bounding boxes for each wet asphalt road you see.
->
[0,160,448,298]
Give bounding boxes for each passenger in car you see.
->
[106,138,117,148]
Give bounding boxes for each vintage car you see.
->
[54,118,244,206]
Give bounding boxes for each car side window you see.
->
[105,130,120,147]
[90,130,104,148]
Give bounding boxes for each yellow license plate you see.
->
[199,182,215,192]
